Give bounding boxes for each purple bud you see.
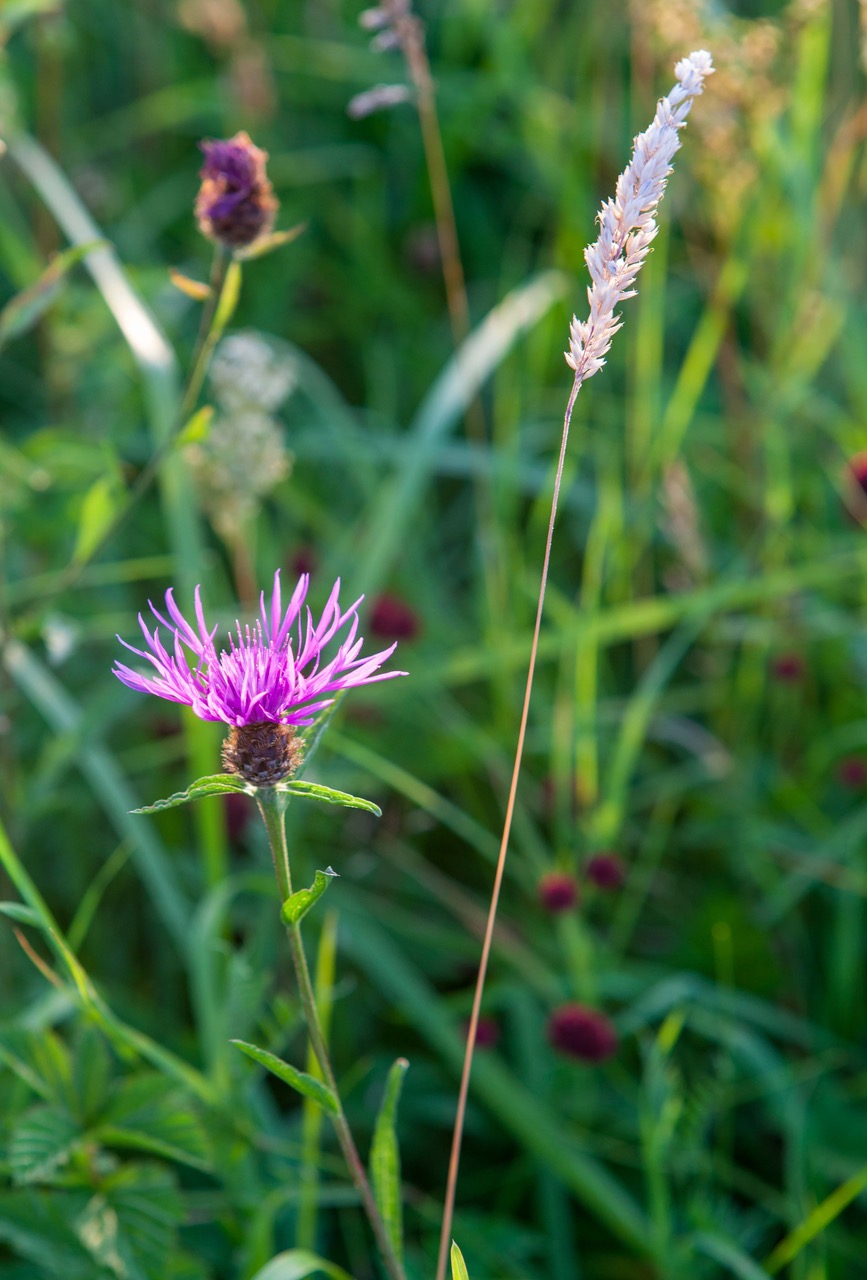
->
[195,131,278,250]
[370,594,421,642]
[548,1004,618,1063]
[585,852,626,890]
[463,1016,500,1050]
[770,652,805,684]
[844,452,867,524]
[537,872,579,913]
[837,756,867,789]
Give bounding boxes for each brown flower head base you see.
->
[222,722,303,786]
[195,131,278,250]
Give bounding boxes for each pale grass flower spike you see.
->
[566,50,714,387]
[436,49,714,1280]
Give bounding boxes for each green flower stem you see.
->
[256,789,406,1280]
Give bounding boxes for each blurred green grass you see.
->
[2,1,867,1278]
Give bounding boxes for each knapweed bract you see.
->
[114,571,405,785]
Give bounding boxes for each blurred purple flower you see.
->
[538,871,579,913]
[770,652,805,684]
[837,756,867,790]
[195,130,277,250]
[585,852,626,890]
[114,571,404,728]
[548,1004,617,1063]
[370,593,421,642]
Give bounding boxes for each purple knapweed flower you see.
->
[195,130,277,250]
[114,572,405,784]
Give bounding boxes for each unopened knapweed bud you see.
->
[222,722,302,786]
[548,1004,617,1063]
[195,131,277,250]
[463,1015,500,1050]
[537,871,579,913]
[585,852,626,890]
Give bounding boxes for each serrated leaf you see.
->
[231,1040,339,1115]
[236,222,308,262]
[72,474,122,564]
[132,774,254,814]
[450,1241,470,1280]
[92,1163,184,1280]
[0,1188,97,1279]
[0,901,42,926]
[9,1104,83,1185]
[370,1058,408,1267]
[177,404,213,446]
[276,779,381,816]
[71,1025,112,1125]
[0,1028,73,1104]
[168,268,211,301]
[281,868,338,926]
[97,1073,212,1172]
[0,241,106,348]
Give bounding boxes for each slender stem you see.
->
[435,375,582,1280]
[256,791,407,1280]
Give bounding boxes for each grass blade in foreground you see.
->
[435,48,715,1280]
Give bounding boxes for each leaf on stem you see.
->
[131,774,254,814]
[213,258,243,333]
[277,779,382,816]
[249,1249,356,1280]
[370,1057,409,1268]
[281,868,339,927]
[236,222,308,261]
[0,240,107,348]
[0,902,42,927]
[177,404,214,445]
[231,1040,339,1115]
[450,1242,470,1280]
[168,268,212,301]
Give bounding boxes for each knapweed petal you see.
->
[114,572,406,783]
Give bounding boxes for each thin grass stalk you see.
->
[435,51,714,1280]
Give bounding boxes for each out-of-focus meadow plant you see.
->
[2,2,867,1279]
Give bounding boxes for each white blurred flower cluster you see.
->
[187,331,296,539]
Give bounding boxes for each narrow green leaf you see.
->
[250,1250,355,1280]
[450,1241,470,1280]
[0,901,41,926]
[131,774,254,814]
[72,473,123,564]
[277,779,381,816]
[213,258,242,332]
[370,1058,409,1267]
[281,869,338,926]
[694,1233,772,1279]
[0,240,106,348]
[231,1040,339,1115]
[177,404,214,446]
[236,221,308,261]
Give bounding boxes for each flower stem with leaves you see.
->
[255,787,407,1280]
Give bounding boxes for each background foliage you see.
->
[2,0,867,1277]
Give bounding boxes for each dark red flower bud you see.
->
[548,1004,617,1063]
[195,131,277,250]
[837,756,867,789]
[537,872,579,913]
[370,594,420,642]
[585,852,626,890]
[845,452,867,524]
[464,1016,500,1050]
[770,652,805,683]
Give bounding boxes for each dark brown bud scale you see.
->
[221,722,302,785]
